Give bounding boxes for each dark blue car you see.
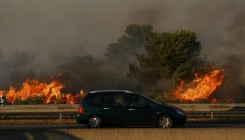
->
[76,90,187,128]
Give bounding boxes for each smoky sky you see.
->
[1,0,244,60]
[1,0,245,99]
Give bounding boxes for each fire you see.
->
[211,98,217,104]
[172,69,225,102]
[0,75,85,105]
[226,98,234,103]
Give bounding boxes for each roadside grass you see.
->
[1,118,245,125]
[187,118,245,124]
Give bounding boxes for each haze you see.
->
[1,0,245,101]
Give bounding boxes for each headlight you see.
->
[175,109,185,115]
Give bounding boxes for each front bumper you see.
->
[174,115,187,126]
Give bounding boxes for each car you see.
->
[76,90,187,128]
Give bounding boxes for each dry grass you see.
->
[187,118,245,124]
[0,118,244,125]
[1,113,245,125]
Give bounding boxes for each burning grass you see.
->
[172,69,225,103]
[0,75,85,105]
[0,69,232,105]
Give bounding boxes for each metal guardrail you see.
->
[0,104,78,113]
[169,104,245,111]
[0,104,78,120]
[1,104,245,120]
[169,104,245,119]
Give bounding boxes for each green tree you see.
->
[104,24,153,65]
[128,30,213,88]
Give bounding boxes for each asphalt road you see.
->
[1,125,245,140]
[1,124,245,140]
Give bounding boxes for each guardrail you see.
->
[0,104,78,120]
[170,103,245,119]
[1,104,245,120]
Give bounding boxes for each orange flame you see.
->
[211,98,217,104]
[226,98,234,103]
[172,69,225,102]
[0,75,85,105]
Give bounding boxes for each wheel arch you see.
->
[156,113,175,126]
[86,114,105,125]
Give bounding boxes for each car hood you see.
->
[160,104,184,111]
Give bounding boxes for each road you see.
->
[1,124,245,140]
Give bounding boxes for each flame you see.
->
[226,98,234,103]
[211,98,217,104]
[0,75,85,105]
[172,69,225,102]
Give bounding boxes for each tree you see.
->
[127,30,213,88]
[104,24,153,65]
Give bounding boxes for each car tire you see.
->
[157,115,173,128]
[87,115,103,128]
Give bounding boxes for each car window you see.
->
[87,94,102,105]
[104,94,125,106]
[145,98,157,107]
[141,94,161,105]
[125,94,146,107]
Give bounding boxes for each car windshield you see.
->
[138,94,162,105]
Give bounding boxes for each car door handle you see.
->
[103,108,110,110]
[128,109,135,110]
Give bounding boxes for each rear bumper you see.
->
[76,113,88,124]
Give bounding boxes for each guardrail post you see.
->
[59,113,62,120]
[211,111,213,119]
[4,113,7,120]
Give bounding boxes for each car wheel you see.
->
[157,115,173,128]
[87,115,102,128]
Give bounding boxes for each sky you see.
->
[0,0,244,60]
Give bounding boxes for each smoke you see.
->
[212,10,245,102]
[1,0,245,100]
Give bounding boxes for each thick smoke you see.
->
[1,0,245,101]
[212,11,245,102]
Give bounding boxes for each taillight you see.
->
[78,104,85,114]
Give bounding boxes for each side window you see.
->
[137,96,146,106]
[125,94,146,107]
[87,94,102,105]
[104,94,125,106]
[145,99,157,107]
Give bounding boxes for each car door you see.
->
[125,94,157,125]
[102,93,128,125]
[86,93,104,114]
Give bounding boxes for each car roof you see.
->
[88,90,134,94]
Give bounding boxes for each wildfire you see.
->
[211,98,217,104]
[172,69,225,102]
[0,75,85,105]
